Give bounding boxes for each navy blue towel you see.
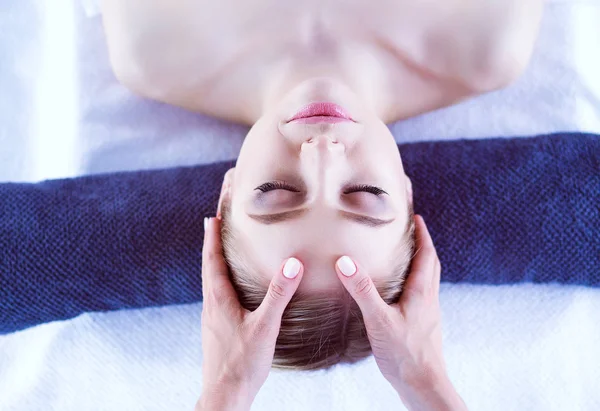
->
[1,132,598,334]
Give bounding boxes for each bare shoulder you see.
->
[371,0,544,122]
[101,0,267,122]
[99,0,544,123]
[101,0,229,106]
[409,0,545,92]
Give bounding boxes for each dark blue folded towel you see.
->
[1,132,598,334]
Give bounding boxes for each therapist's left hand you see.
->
[196,217,304,411]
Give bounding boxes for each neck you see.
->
[249,42,393,123]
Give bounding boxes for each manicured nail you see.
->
[204,217,208,230]
[283,258,301,279]
[337,256,357,277]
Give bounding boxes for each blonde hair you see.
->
[220,201,415,371]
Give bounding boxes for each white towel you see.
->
[1,0,599,410]
[1,284,599,410]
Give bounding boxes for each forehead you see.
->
[234,214,403,293]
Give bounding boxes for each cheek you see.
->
[359,121,403,167]
[237,118,293,171]
[237,129,263,168]
[235,128,272,185]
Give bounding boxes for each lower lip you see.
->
[288,102,353,123]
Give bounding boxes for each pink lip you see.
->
[288,102,354,123]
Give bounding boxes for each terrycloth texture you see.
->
[2,132,598,334]
[2,283,600,411]
[1,1,600,410]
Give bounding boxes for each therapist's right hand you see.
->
[334,215,468,411]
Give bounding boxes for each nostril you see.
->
[307,138,314,143]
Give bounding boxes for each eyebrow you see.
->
[339,211,395,227]
[248,209,394,227]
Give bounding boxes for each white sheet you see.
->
[1,0,599,410]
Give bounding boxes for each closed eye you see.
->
[343,184,388,196]
[255,181,301,193]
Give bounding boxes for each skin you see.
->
[100,0,542,409]
[198,218,306,411]
[101,0,542,294]
[333,216,467,410]
[101,0,542,295]
[101,0,543,124]
[217,79,413,294]
[198,215,466,411]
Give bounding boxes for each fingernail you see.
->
[337,256,357,277]
[283,257,301,279]
[204,217,209,230]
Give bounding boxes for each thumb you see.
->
[253,257,304,327]
[335,256,389,323]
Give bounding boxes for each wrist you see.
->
[196,380,255,411]
[394,371,467,411]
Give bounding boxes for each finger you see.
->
[335,256,389,322]
[399,215,439,303]
[252,257,304,327]
[201,217,239,306]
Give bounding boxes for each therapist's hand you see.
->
[334,215,467,411]
[196,217,304,411]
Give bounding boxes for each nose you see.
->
[299,134,347,204]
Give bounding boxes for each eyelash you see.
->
[255,181,301,193]
[255,182,387,196]
[344,184,388,196]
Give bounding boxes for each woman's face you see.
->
[223,78,412,294]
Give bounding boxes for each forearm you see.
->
[394,374,468,411]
